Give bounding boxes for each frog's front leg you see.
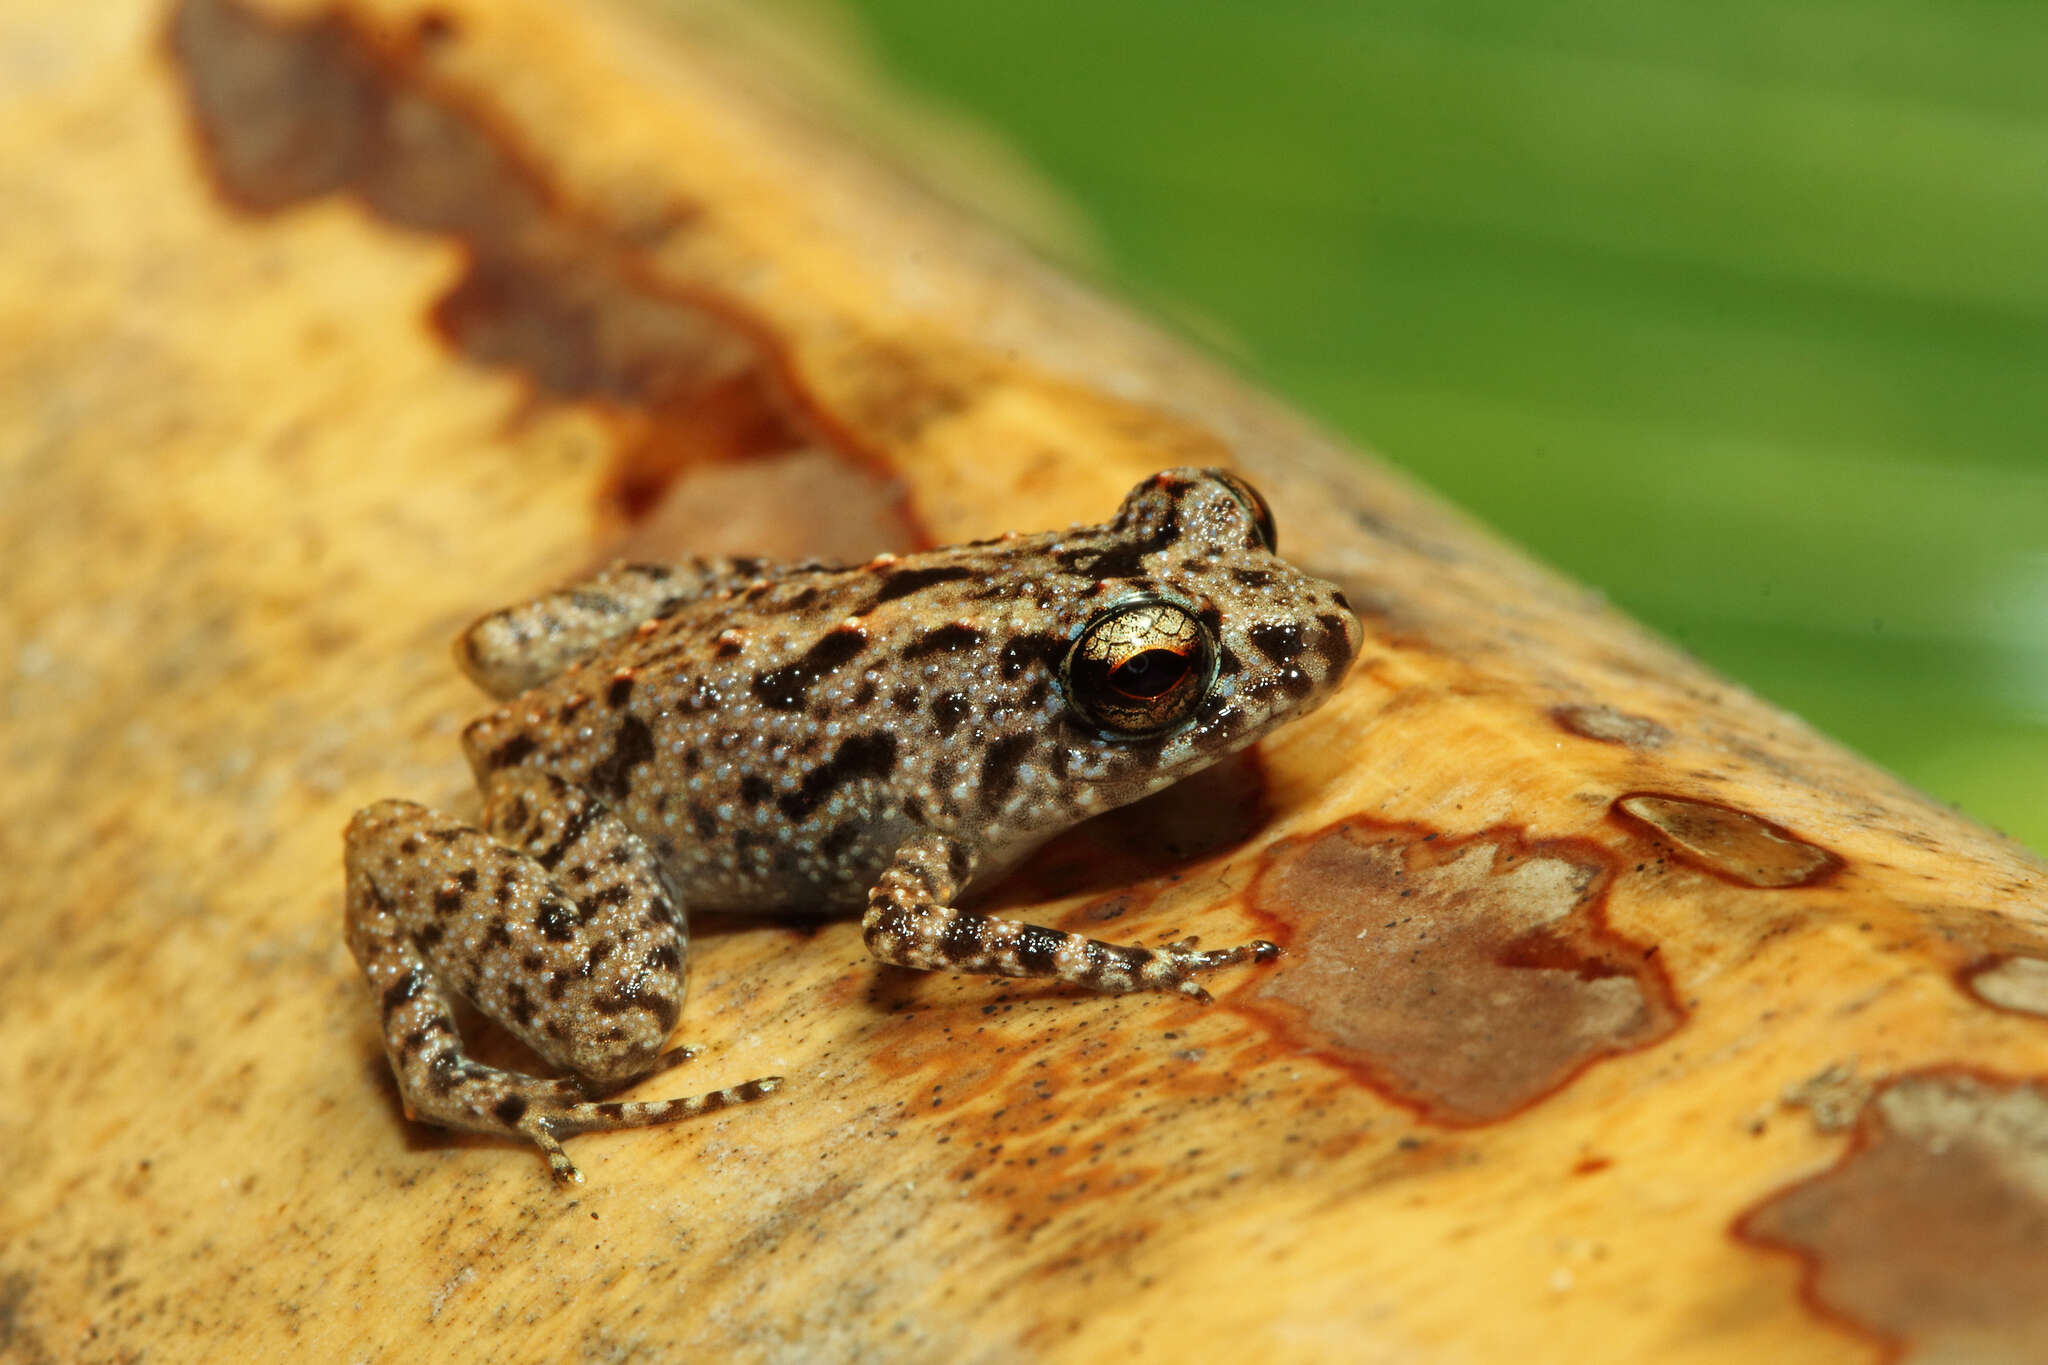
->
[457,556,813,697]
[862,834,1280,1002]
[342,769,779,1184]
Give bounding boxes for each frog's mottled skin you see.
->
[344,469,1360,1182]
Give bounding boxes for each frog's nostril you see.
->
[1312,610,1362,675]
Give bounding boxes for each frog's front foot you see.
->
[861,835,1283,1003]
[1144,936,1285,1001]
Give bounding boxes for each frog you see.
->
[343,467,1361,1183]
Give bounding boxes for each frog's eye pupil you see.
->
[1110,648,1189,698]
[1061,600,1217,737]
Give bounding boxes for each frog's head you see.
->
[1047,468,1362,810]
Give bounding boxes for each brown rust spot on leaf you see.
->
[164,0,920,546]
[1962,954,2048,1019]
[1551,702,1671,750]
[1236,818,1683,1125]
[1736,1069,2048,1364]
[1613,793,1842,888]
[1781,1059,1876,1134]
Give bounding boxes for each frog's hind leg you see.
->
[862,834,1280,1004]
[456,556,816,697]
[342,774,780,1184]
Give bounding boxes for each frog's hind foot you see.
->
[523,1075,785,1185]
[343,788,781,1185]
[385,1048,779,1185]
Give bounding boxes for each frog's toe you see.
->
[1144,936,1283,1000]
[516,1074,785,1185]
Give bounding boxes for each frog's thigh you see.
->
[345,776,689,1082]
[344,792,776,1184]
[457,558,790,697]
[861,835,1280,1003]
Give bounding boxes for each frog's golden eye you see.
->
[1212,471,1278,552]
[1062,599,1217,737]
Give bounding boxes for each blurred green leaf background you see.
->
[817,1,2048,850]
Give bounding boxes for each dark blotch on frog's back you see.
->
[750,626,868,710]
[933,693,971,737]
[872,564,976,603]
[487,733,537,771]
[589,715,655,800]
[902,623,985,660]
[1051,500,1182,583]
[778,733,900,822]
[979,733,1037,809]
[999,633,1063,680]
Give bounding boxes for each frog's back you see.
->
[460,470,1360,915]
